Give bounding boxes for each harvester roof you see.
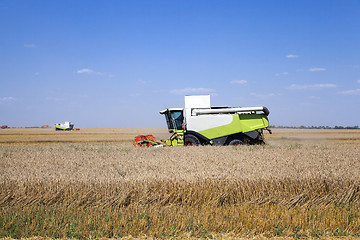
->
[159,108,183,114]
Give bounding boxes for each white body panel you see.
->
[160,96,268,135]
[192,106,265,115]
[185,95,210,109]
[186,114,233,132]
[62,122,71,128]
[56,121,73,128]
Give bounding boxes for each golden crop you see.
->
[0,128,359,239]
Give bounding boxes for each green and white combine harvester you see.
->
[55,121,74,131]
[160,95,271,146]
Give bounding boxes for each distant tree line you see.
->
[269,125,359,129]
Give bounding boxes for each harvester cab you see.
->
[163,108,184,132]
[160,95,271,146]
[160,108,186,146]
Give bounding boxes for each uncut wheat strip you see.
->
[1,177,360,208]
[2,180,359,206]
[1,140,360,208]
[3,143,360,182]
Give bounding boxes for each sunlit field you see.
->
[0,128,359,239]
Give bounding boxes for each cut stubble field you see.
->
[0,128,359,239]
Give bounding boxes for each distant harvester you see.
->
[55,121,74,131]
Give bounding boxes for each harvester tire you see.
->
[184,134,200,146]
[229,139,244,146]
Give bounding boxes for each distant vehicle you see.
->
[55,122,74,131]
[1,125,8,129]
[41,125,50,128]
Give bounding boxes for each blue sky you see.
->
[1,0,359,128]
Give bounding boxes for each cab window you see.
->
[165,110,184,130]
[170,111,184,130]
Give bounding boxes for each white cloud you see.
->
[0,97,15,102]
[357,80,360,84]
[76,68,113,77]
[230,80,247,84]
[309,67,326,72]
[250,92,281,97]
[288,83,336,90]
[286,54,299,59]
[77,68,101,75]
[170,88,216,95]
[24,43,37,48]
[338,89,360,95]
[275,72,288,76]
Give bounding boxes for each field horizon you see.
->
[1,127,360,144]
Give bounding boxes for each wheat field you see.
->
[0,128,359,239]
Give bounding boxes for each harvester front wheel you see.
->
[184,134,200,146]
[229,139,244,146]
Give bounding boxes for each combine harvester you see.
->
[159,95,271,146]
[55,121,74,131]
[134,95,271,147]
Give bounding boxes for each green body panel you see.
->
[55,125,73,130]
[176,130,184,146]
[197,114,269,140]
[165,130,185,146]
